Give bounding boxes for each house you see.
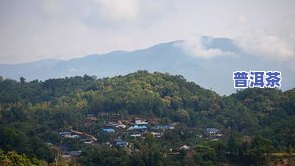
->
[115,124,127,129]
[203,128,224,139]
[59,131,81,139]
[106,121,127,129]
[82,139,94,144]
[105,142,112,147]
[152,125,174,130]
[69,150,81,156]
[59,131,71,136]
[134,118,148,125]
[216,133,224,137]
[64,134,80,139]
[128,125,148,130]
[107,122,117,127]
[204,128,220,135]
[130,134,142,138]
[102,128,116,133]
[113,139,128,148]
[84,141,94,144]
[179,145,191,150]
[151,132,162,138]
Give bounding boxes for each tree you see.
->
[194,145,217,165]
[174,109,190,122]
[248,136,274,165]
[209,140,227,161]
[20,77,26,84]
[227,135,240,160]
[0,151,45,166]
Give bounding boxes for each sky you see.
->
[0,0,294,64]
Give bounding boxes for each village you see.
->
[54,113,224,162]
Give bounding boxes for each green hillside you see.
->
[0,71,294,165]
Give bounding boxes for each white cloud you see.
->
[92,0,140,23]
[68,68,76,73]
[0,0,295,65]
[42,0,64,17]
[237,35,294,60]
[175,36,236,59]
[230,16,295,61]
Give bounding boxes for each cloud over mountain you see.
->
[1,0,294,64]
[1,36,294,95]
[175,36,237,59]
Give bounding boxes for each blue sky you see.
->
[0,0,294,64]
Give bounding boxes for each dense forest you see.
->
[0,71,294,166]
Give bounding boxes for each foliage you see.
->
[0,151,45,166]
[0,71,294,165]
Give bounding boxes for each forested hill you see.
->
[0,71,294,165]
[0,70,218,112]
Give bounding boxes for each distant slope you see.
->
[0,36,294,95]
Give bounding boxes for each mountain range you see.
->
[0,36,294,95]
